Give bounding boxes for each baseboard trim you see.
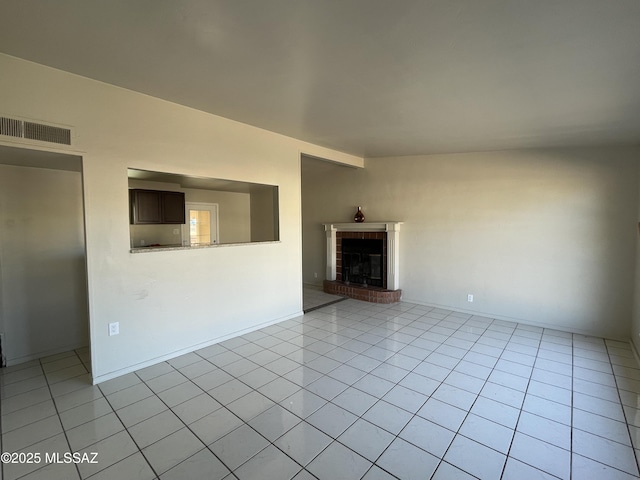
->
[401,297,630,343]
[91,310,304,385]
[630,338,640,367]
[5,342,89,367]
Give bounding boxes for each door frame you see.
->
[182,202,219,246]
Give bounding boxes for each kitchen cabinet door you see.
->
[161,191,186,224]
[129,189,185,224]
[130,189,162,224]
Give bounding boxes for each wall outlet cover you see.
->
[108,322,119,336]
[467,294,474,302]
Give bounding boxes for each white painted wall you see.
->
[250,186,279,242]
[632,162,640,353]
[0,164,88,364]
[302,149,639,339]
[0,53,361,382]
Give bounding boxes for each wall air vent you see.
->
[0,117,23,138]
[0,116,72,146]
[24,122,71,145]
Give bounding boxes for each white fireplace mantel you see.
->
[323,222,403,291]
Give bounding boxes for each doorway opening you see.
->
[0,144,89,367]
[183,202,219,246]
[300,155,350,312]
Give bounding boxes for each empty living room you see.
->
[1,1,640,479]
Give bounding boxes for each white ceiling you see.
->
[1,0,639,158]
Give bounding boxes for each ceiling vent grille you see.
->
[0,116,71,145]
[0,117,23,138]
[24,122,71,145]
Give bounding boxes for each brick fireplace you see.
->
[323,222,402,303]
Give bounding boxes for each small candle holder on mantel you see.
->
[354,206,365,223]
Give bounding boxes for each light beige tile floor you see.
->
[1,301,640,479]
[303,285,346,312]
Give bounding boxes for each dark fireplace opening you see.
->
[342,238,384,288]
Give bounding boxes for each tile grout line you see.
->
[360,309,488,480]
[433,316,520,479]
[129,345,317,479]
[282,302,433,479]
[219,306,404,479]
[313,310,503,478]
[297,305,442,478]
[605,338,640,476]
[248,302,429,478]
[299,308,563,479]
[570,333,575,480]
[178,351,309,480]
[101,359,242,479]
[39,351,83,480]
[406,312,498,478]
[499,324,543,480]
[3,300,640,479]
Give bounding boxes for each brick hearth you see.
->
[323,280,401,304]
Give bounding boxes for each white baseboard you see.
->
[401,297,629,342]
[92,310,304,385]
[6,342,89,367]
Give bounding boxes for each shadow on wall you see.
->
[19,254,89,356]
[301,148,639,338]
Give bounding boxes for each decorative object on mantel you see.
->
[354,206,365,223]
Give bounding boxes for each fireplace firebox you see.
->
[342,238,384,287]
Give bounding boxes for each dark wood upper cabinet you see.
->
[130,189,161,224]
[161,191,186,224]
[129,189,185,224]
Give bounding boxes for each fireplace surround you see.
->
[323,222,402,303]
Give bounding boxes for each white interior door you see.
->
[183,203,219,246]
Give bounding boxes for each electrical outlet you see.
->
[314,272,318,278]
[173,228,180,235]
[467,294,474,302]
[108,322,119,336]
[140,239,146,246]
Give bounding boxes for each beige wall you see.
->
[302,148,639,339]
[0,163,88,364]
[0,53,361,383]
[250,186,279,242]
[632,163,640,353]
